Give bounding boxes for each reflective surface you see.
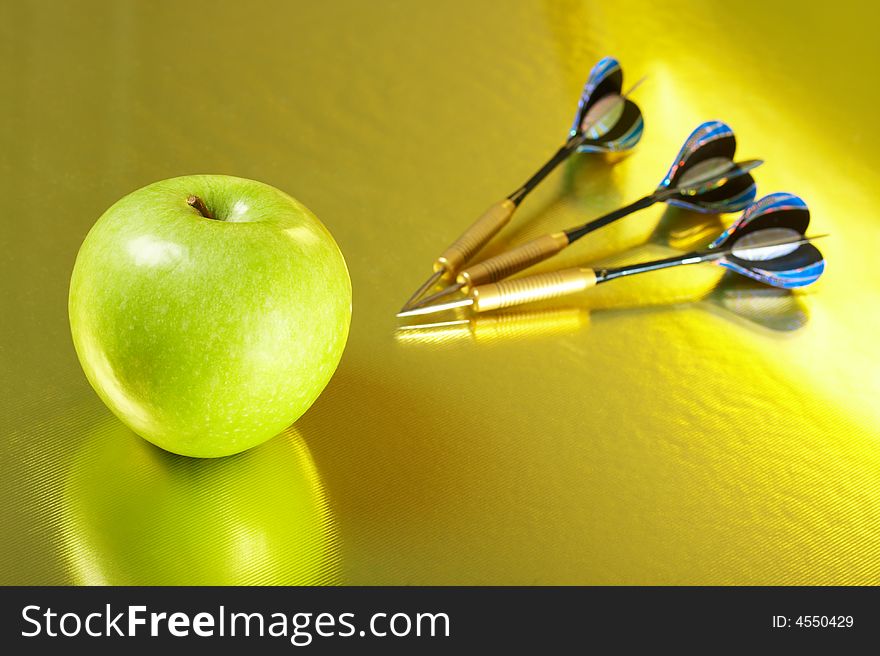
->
[62,419,338,585]
[2,0,879,584]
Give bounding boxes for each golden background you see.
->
[2,0,879,584]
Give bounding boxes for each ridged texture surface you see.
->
[474,268,596,311]
[460,232,568,286]
[436,199,516,273]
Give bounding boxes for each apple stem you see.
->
[187,195,216,220]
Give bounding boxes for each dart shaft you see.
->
[599,252,701,282]
[508,135,584,204]
[565,194,657,242]
[431,137,583,277]
[598,234,825,282]
[472,267,597,312]
[510,88,641,203]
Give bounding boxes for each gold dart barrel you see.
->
[434,199,517,275]
[472,267,597,312]
[457,231,570,289]
[400,198,517,310]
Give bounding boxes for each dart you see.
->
[409,120,761,311]
[400,56,645,311]
[396,279,808,344]
[397,193,825,318]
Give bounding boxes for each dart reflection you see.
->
[396,307,590,345]
[648,205,725,251]
[60,417,339,585]
[706,271,809,332]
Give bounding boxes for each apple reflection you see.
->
[60,418,339,585]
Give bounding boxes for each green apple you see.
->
[69,175,351,458]
[61,417,339,585]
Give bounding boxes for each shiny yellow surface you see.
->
[2,0,879,584]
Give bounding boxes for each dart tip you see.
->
[397,297,474,318]
[409,282,466,310]
[400,269,445,312]
[398,318,470,331]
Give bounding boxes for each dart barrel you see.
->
[434,199,516,274]
[457,232,570,289]
[472,267,597,312]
